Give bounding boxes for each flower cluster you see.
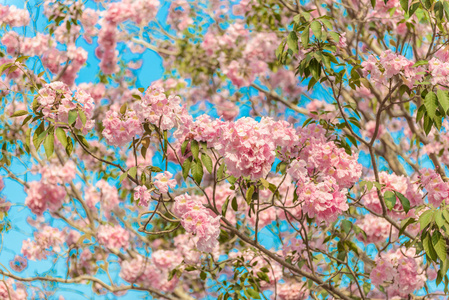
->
[134,84,186,131]
[25,162,76,215]
[0,4,30,27]
[361,50,424,88]
[21,226,65,260]
[97,224,130,250]
[215,117,276,180]
[102,109,142,147]
[0,279,27,300]
[370,248,426,298]
[364,171,423,216]
[419,168,449,207]
[355,214,392,244]
[173,193,221,252]
[36,82,95,133]
[299,177,349,223]
[119,254,178,292]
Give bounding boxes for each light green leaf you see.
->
[311,21,322,40]
[44,131,55,159]
[420,210,434,231]
[287,31,299,54]
[384,190,397,210]
[190,140,199,160]
[68,109,78,125]
[55,127,67,147]
[191,159,203,185]
[10,110,28,118]
[128,166,137,178]
[201,153,213,174]
[424,91,438,119]
[437,89,449,115]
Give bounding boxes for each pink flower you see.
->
[134,185,152,207]
[97,224,129,250]
[154,171,177,193]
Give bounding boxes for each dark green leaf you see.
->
[395,192,410,213]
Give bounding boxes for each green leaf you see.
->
[119,171,128,183]
[65,137,73,156]
[231,196,238,211]
[256,271,270,283]
[222,196,230,217]
[301,25,310,48]
[120,103,128,115]
[435,210,445,228]
[246,288,261,299]
[181,139,189,156]
[287,31,299,54]
[399,217,416,237]
[424,91,438,119]
[435,1,444,20]
[443,209,449,223]
[55,127,67,148]
[424,114,434,135]
[200,271,207,280]
[311,21,322,40]
[341,220,352,234]
[128,166,137,178]
[438,89,449,115]
[432,231,447,262]
[182,157,192,180]
[412,60,428,68]
[10,110,28,118]
[217,163,225,180]
[420,210,434,231]
[384,190,397,210]
[44,131,55,159]
[423,233,438,262]
[15,56,29,63]
[370,0,376,8]
[68,109,78,125]
[191,140,199,160]
[78,110,87,126]
[21,115,32,126]
[192,159,203,185]
[260,178,270,189]
[416,104,426,122]
[395,192,410,213]
[33,122,45,150]
[400,0,408,12]
[246,186,255,205]
[201,153,213,174]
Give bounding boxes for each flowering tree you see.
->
[1,0,449,299]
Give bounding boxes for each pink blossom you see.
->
[134,185,152,207]
[154,171,177,193]
[97,224,130,250]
